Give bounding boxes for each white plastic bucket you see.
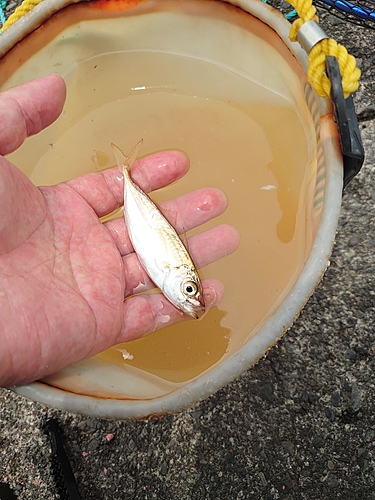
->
[0,0,342,419]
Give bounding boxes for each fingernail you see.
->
[204,286,218,308]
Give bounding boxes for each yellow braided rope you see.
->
[288,0,361,98]
[2,0,43,31]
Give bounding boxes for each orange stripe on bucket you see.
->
[91,0,146,12]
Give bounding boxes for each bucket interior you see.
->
[1,0,325,402]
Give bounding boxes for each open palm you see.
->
[0,75,239,387]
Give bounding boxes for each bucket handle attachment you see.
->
[325,56,365,188]
[295,19,364,187]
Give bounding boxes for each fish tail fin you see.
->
[111,139,143,175]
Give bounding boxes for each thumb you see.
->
[0,74,66,155]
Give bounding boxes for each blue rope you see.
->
[0,0,7,29]
[260,0,298,20]
[285,8,298,19]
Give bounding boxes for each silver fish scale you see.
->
[124,170,195,273]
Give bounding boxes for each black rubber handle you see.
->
[325,56,365,188]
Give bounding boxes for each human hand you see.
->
[0,75,239,387]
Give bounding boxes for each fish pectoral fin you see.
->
[160,264,173,289]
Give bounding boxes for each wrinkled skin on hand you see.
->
[0,75,240,387]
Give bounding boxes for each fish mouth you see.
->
[185,303,206,320]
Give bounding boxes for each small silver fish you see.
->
[112,140,205,319]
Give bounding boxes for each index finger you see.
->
[65,150,190,217]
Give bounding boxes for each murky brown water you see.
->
[2,0,318,389]
[7,50,315,383]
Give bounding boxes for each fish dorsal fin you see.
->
[162,207,189,251]
[111,139,143,174]
[180,226,190,253]
[162,207,190,252]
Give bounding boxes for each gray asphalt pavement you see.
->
[0,2,374,499]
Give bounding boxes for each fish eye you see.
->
[183,280,198,297]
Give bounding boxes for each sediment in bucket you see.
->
[0,0,343,419]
